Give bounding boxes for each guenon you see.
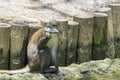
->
[0,21,59,74]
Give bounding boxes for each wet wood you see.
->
[109,3,120,58]
[73,14,94,63]
[96,8,115,59]
[0,23,11,69]
[93,13,108,60]
[56,18,68,66]
[66,21,78,65]
[9,21,28,69]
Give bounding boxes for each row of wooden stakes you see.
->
[0,3,120,70]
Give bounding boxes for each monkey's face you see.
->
[45,25,59,33]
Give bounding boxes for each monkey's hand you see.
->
[45,33,51,39]
[37,33,51,50]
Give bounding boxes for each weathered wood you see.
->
[28,23,40,41]
[66,21,78,65]
[0,23,11,69]
[0,19,9,23]
[73,14,94,63]
[109,3,120,58]
[9,21,28,69]
[56,18,68,66]
[40,19,50,27]
[96,8,115,59]
[93,13,108,60]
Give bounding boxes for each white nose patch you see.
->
[45,27,51,32]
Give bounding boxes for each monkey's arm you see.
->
[37,33,51,50]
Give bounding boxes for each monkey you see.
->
[0,21,59,74]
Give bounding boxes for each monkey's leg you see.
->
[51,49,59,73]
[50,38,59,73]
[39,47,58,73]
[39,47,51,73]
[44,46,59,73]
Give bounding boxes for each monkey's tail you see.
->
[0,65,30,74]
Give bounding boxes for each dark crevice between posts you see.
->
[114,38,120,57]
[22,38,28,67]
[96,7,115,59]
[7,51,11,69]
[93,13,108,60]
[8,28,11,70]
[0,48,4,68]
[109,3,120,58]
[76,20,80,64]
[73,14,94,63]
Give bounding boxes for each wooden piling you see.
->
[109,3,120,58]
[66,21,78,65]
[9,21,28,69]
[0,23,11,69]
[28,23,40,41]
[96,8,115,58]
[40,19,50,27]
[56,18,68,66]
[73,14,94,63]
[93,13,108,60]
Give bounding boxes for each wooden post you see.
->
[93,13,108,60]
[9,21,28,69]
[73,14,94,63]
[0,19,7,23]
[109,3,120,58]
[28,24,40,41]
[56,18,68,66]
[66,21,78,65]
[96,8,115,59]
[0,23,11,69]
[40,19,50,27]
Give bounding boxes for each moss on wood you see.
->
[93,13,108,60]
[73,14,94,63]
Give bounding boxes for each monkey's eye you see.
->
[49,25,54,29]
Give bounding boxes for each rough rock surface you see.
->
[0,58,120,80]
